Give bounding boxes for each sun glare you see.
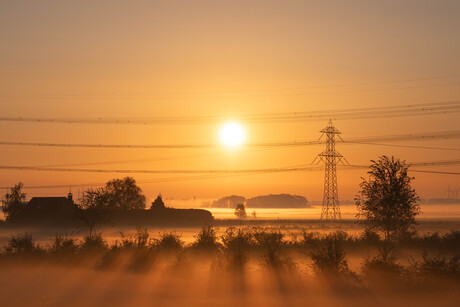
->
[220,122,245,147]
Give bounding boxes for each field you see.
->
[0,218,459,307]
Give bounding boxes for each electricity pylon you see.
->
[313,120,348,220]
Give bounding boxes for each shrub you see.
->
[191,226,221,251]
[134,228,150,249]
[442,230,460,252]
[252,228,288,269]
[221,227,253,271]
[418,232,442,249]
[360,229,380,243]
[80,233,107,253]
[4,232,42,255]
[300,231,321,248]
[361,253,404,287]
[310,232,350,276]
[411,252,460,282]
[153,231,184,251]
[50,234,79,258]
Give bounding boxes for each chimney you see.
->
[67,192,73,203]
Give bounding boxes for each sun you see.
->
[220,122,245,147]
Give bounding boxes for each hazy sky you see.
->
[0,1,459,202]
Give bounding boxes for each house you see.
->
[28,192,75,211]
[23,192,77,224]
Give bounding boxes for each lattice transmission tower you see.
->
[313,120,348,220]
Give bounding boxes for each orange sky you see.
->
[0,1,459,203]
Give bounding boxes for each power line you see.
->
[0,101,459,125]
[345,159,460,169]
[2,163,459,191]
[410,170,460,175]
[344,141,460,151]
[0,164,321,174]
[0,159,458,175]
[1,129,459,149]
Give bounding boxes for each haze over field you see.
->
[1,2,460,306]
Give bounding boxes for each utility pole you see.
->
[313,120,348,220]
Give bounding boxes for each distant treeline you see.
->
[210,194,309,208]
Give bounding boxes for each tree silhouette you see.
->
[78,187,109,236]
[234,203,247,218]
[1,183,26,222]
[150,194,165,209]
[355,156,420,258]
[104,177,146,210]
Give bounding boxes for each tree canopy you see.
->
[355,156,420,256]
[104,177,146,210]
[234,203,247,218]
[1,183,26,222]
[84,177,146,210]
[77,177,146,233]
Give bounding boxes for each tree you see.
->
[234,203,247,218]
[78,188,108,236]
[150,194,165,209]
[104,177,146,210]
[355,156,420,258]
[1,183,27,222]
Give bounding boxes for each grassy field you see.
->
[0,223,459,306]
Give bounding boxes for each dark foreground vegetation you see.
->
[1,226,459,296]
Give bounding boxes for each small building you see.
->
[28,192,75,211]
[24,193,77,225]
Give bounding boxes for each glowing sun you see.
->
[220,122,245,147]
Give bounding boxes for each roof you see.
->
[28,197,73,208]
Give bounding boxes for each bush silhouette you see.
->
[153,231,184,251]
[5,232,42,256]
[410,252,460,283]
[80,233,107,253]
[252,228,289,270]
[310,232,350,276]
[221,227,253,271]
[191,226,221,251]
[361,253,404,288]
[50,234,79,258]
